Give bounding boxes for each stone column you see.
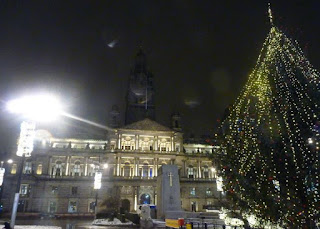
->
[84,157,88,176]
[135,135,139,150]
[198,160,201,178]
[136,158,140,177]
[117,156,121,176]
[155,136,158,151]
[153,158,156,177]
[65,156,70,176]
[118,134,121,149]
[133,157,136,176]
[171,136,174,152]
[48,156,53,177]
[155,158,159,177]
[182,160,186,177]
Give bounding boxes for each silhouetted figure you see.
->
[3,222,11,229]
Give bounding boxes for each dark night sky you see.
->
[0,0,320,151]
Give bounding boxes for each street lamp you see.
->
[0,159,13,186]
[94,163,108,217]
[7,94,62,228]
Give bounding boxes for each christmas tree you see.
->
[219,7,320,228]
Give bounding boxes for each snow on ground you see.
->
[15,226,61,229]
[92,218,134,226]
[152,219,165,225]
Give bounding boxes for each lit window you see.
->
[49,201,57,213]
[206,188,212,196]
[203,166,209,178]
[142,164,149,177]
[89,201,96,213]
[124,163,130,177]
[11,164,17,174]
[51,186,58,194]
[36,164,42,175]
[68,200,77,213]
[24,160,32,174]
[188,166,194,178]
[74,161,81,176]
[20,184,30,196]
[55,161,62,176]
[190,187,196,196]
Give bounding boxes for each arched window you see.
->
[36,164,43,175]
[55,161,62,176]
[140,194,151,204]
[124,163,130,177]
[11,164,17,174]
[142,163,149,177]
[24,159,32,174]
[203,165,209,178]
[74,161,81,176]
[187,165,194,178]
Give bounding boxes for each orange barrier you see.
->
[165,218,184,228]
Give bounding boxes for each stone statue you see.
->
[140,204,153,229]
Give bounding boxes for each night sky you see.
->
[0,0,320,151]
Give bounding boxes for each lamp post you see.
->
[7,94,62,228]
[93,163,108,218]
[0,160,13,215]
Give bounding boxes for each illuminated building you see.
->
[1,50,222,215]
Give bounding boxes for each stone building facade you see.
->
[1,118,222,215]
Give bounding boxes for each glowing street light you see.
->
[93,163,108,218]
[0,162,5,186]
[7,94,62,228]
[7,94,62,122]
[94,171,102,190]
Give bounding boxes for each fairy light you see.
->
[218,16,320,227]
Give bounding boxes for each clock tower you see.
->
[125,49,155,125]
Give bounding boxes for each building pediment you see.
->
[120,118,172,132]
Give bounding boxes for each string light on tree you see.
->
[218,5,320,228]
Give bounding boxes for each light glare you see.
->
[7,94,62,122]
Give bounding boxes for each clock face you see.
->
[131,81,145,96]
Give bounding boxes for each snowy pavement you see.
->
[15,226,61,229]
